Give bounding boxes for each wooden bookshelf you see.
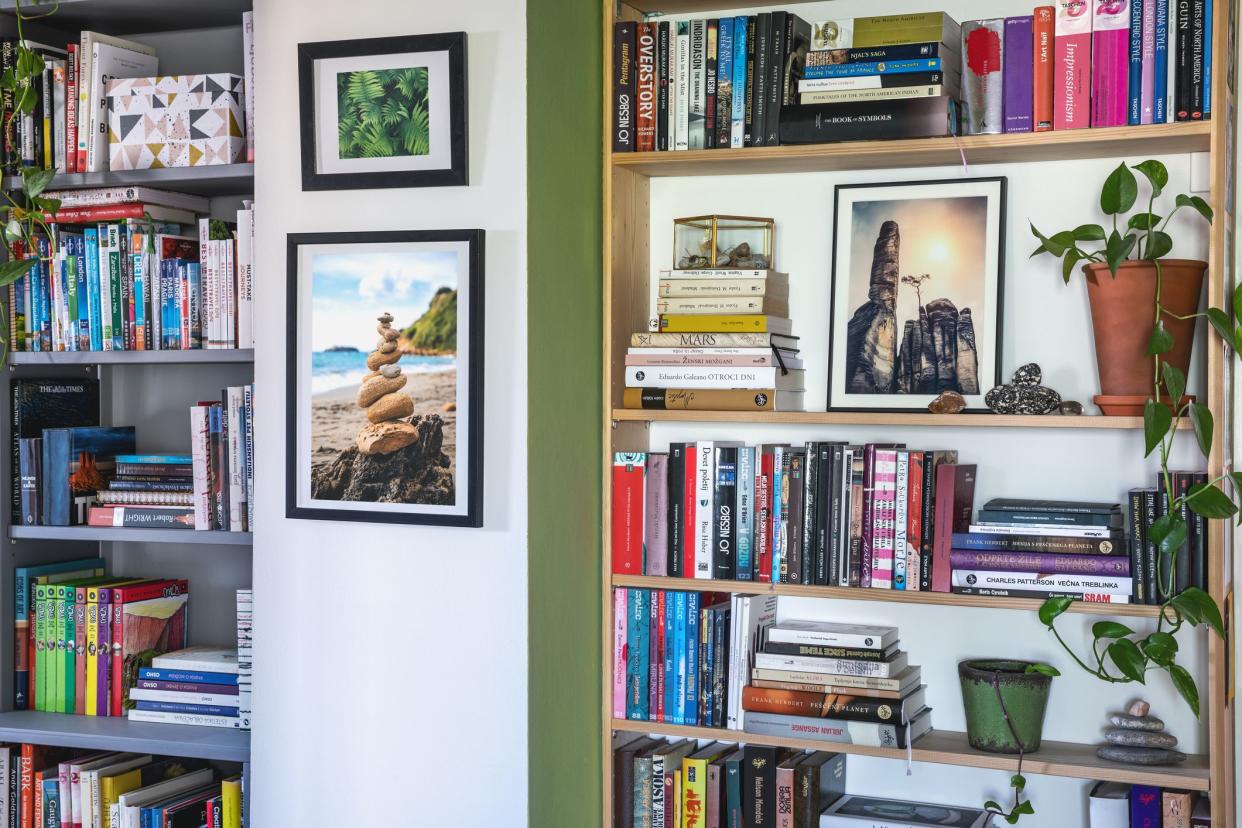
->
[601,0,1237,824]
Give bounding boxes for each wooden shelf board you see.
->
[11,526,252,545]
[611,408,1164,429]
[612,575,1160,617]
[11,349,254,366]
[610,719,1209,791]
[0,710,248,762]
[3,164,255,198]
[611,123,1213,177]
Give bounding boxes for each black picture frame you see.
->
[827,176,1007,413]
[286,229,484,527]
[298,32,469,191]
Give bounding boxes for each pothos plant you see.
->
[982,662,1060,826]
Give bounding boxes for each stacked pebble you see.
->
[355,313,419,455]
[1095,699,1186,765]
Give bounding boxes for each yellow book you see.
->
[681,743,729,828]
[100,768,144,828]
[671,771,681,828]
[657,314,790,334]
[85,587,101,716]
[222,776,242,828]
[851,13,960,48]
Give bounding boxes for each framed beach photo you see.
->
[828,177,1006,412]
[286,230,484,527]
[298,32,468,190]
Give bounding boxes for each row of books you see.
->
[1127,473,1210,605]
[8,198,256,352]
[127,646,242,731]
[2,17,255,175]
[235,589,252,730]
[0,743,241,828]
[1090,781,1208,827]
[610,444,973,591]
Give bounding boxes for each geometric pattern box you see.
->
[107,74,246,170]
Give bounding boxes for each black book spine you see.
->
[919,455,938,591]
[799,442,817,586]
[1142,488,1159,605]
[1174,0,1192,120]
[699,602,711,725]
[785,451,804,584]
[657,22,670,151]
[704,19,718,149]
[743,745,779,826]
[751,13,771,146]
[743,16,757,146]
[10,382,21,523]
[667,443,684,577]
[613,22,636,151]
[0,40,13,174]
[1127,489,1145,604]
[712,604,727,728]
[763,641,892,660]
[764,11,787,146]
[779,97,959,144]
[816,444,835,585]
[1191,472,1207,590]
[1156,476,1172,601]
[1174,472,1193,593]
[713,445,737,580]
[18,437,39,525]
[1189,0,1206,118]
[782,15,811,108]
[828,448,843,587]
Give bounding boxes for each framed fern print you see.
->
[298,32,468,190]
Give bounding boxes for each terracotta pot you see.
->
[1083,259,1206,414]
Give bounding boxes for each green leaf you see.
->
[1010,774,1027,790]
[1188,402,1214,457]
[0,257,36,287]
[1106,638,1148,683]
[31,196,59,214]
[1092,620,1135,639]
[1171,587,1226,637]
[1143,399,1172,456]
[1128,213,1161,231]
[1105,230,1138,276]
[1147,321,1174,355]
[1148,511,1188,563]
[984,801,1003,813]
[1145,231,1173,260]
[20,167,55,198]
[1101,162,1139,215]
[1073,223,1107,241]
[1169,664,1200,717]
[2,219,20,243]
[1141,631,1179,667]
[1062,249,1084,284]
[1025,663,1061,677]
[1038,596,1075,626]
[1233,284,1242,324]
[1205,307,1234,342]
[1185,482,1237,519]
[1029,222,1066,257]
[1132,160,1169,197]
[1176,193,1214,223]
[1160,362,1186,405]
[1005,812,1021,825]
[1014,801,1035,816]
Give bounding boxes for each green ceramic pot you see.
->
[958,659,1053,754]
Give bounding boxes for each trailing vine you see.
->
[982,662,1059,825]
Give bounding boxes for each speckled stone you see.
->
[1109,714,1165,732]
[1096,745,1187,765]
[1013,363,1042,386]
[1105,727,1178,748]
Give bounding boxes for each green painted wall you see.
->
[528,0,604,825]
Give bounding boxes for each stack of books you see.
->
[129,646,241,729]
[1089,781,1208,828]
[190,386,255,532]
[1129,471,1210,606]
[950,498,1134,604]
[742,619,931,748]
[613,734,845,828]
[236,588,253,730]
[89,452,193,527]
[623,268,804,412]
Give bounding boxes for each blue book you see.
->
[1128,0,1144,124]
[30,246,43,352]
[803,58,946,79]
[725,750,745,826]
[74,236,88,351]
[131,227,146,350]
[730,16,747,147]
[625,588,648,720]
[83,228,102,351]
[115,454,192,464]
[684,591,699,726]
[138,667,238,685]
[134,699,239,716]
[736,447,753,580]
[160,259,175,349]
[187,262,202,348]
[1204,0,1212,115]
[717,17,733,148]
[40,776,59,828]
[672,590,687,725]
[663,592,676,724]
[1154,0,1170,122]
[58,243,70,351]
[41,427,136,525]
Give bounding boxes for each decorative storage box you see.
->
[107,74,246,170]
[673,214,774,270]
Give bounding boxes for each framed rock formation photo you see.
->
[827,177,1006,412]
[298,32,468,190]
[286,229,484,526]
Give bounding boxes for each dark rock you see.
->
[1012,362,1042,386]
[928,390,967,414]
[1058,401,1084,415]
[1110,713,1164,731]
[1096,745,1187,765]
[845,221,900,393]
[1104,728,1178,748]
[956,308,980,394]
[985,364,1062,415]
[311,415,454,505]
[926,298,964,393]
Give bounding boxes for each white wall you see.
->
[652,1,1215,823]
[251,2,528,825]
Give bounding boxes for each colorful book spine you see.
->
[612,588,627,719]
[1003,17,1034,133]
[803,58,947,79]
[612,452,646,575]
[626,588,648,720]
[870,449,897,589]
[1055,0,1093,129]
[1131,785,1163,826]
[730,16,747,148]
[949,549,1132,575]
[671,590,687,725]
[1128,0,1145,123]
[684,591,699,725]
[736,446,754,581]
[613,22,636,152]
[636,22,657,152]
[73,587,87,715]
[962,19,1005,135]
[1092,0,1131,126]
[1154,0,1170,121]
[1139,0,1157,122]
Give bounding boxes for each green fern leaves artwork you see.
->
[336,67,430,160]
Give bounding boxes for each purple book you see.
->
[136,679,240,694]
[1130,785,1162,827]
[949,549,1131,577]
[97,589,113,717]
[644,454,669,576]
[1003,16,1034,132]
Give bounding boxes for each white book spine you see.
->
[128,688,240,706]
[190,406,211,529]
[766,627,894,649]
[126,709,240,728]
[227,386,244,531]
[244,384,254,531]
[951,569,1133,594]
[236,209,253,348]
[77,34,91,165]
[624,365,789,389]
[893,451,909,590]
[242,11,255,162]
[86,42,101,172]
[97,226,113,350]
[694,440,714,578]
[675,26,690,150]
[753,651,905,677]
[224,237,236,348]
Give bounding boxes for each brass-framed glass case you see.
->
[673,214,774,270]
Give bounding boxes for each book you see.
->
[821,794,988,827]
[613,22,636,152]
[952,568,1133,595]
[86,506,195,529]
[930,464,976,592]
[1003,17,1034,132]
[622,388,804,412]
[1154,0,1171,121]
[657,314,791,335]
[655,296,789,315]
[688,20,706,150]
[950,532,1121,554]
[744,707,931,748]
[806,43,956,64]
[952,586,1131,603]
[800,85,953,105]
[632,330,798,346]
[657,21,670,151]
[1092,0,1131,126]
[742,745,779,827]
[1033,7,1055,130]
[40,426,135,526]
[1164,791,1198,828]
[852,13,962,49]
[1130,785,1162,828]
[636,22,656,152]
[10,378,100,523]
[778,97,959,144]
[151,646,238,675]
[982,498,1121,514]
[1128,0,1146,124]
[624,366,804,391]
[1055,0,1093,129]
[803,58,952,79]
[675,22,690,150]
[85,41,158,173]
[950,550,1130,576]
[799,71,957,93]
[766,620,897,649]
[753,650,908,678]
[741,684,927,724]
[961,19,1004,135]
[645,454,669,577]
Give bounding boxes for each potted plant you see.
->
[1030,160,1213,415]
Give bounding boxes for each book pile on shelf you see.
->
[129,646,242,730]
[613,730,845,828]
[1129,471,1210,605]
[612,5,1213,150]
[18,386,254,531]
[7,196,256,352]
[611,445,974,591]
[236,588,252,730]
[624,269,804,413]
[0,743,241,828]
[1090,782,1208,827]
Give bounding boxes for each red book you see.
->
[65,43,77,174]
[931,464,977,593]
[611,453,646,575]
[636,22,657,152]
[756,448,773,583]
[1033,6,1055,130]
[20,746,71,828]
[906,451,925,590]
[682,444,697,579]
[44,204,147,223]
[109,579,190,717]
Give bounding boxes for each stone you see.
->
[366,349,401,371]
[357,373,408,408]
[377,312,393,325]
[927,390,967,414]
[1058,401,1083,415]
[1104,728,1178,748]
[355,420,419,454]
[955,308,980,394]
[1128,700,1151,717]
[379,340,397,354]
[1096,745,1187,765]
[378,326,399,341]
[845,220,900,394]
[731,242,751,259]
[1110,714,1165,732]
[443,401,456,412]
[1012,362,1042,386]
[312,415,454,503]
[367,392,415,423]
[379,363,402,379]
[985,364,1061,415]
[362,371,380,382]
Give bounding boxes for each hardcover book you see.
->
[820,793,988,828]
[744,707,932,748]
[636,22,657,152]
[613,22,636,151]
[40,426,135,526]
[1092,0,1131,126]
[778,96,959,144]
[10,378,99,523]
[1003,17,1034,132]
[1055,0,1093,129]
[962,19,1004,135]
[930,464,976,593]
[612,453,646,575]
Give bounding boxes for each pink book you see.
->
[775,760,796,828]
[1092,0,1131,126]
[1140,0,1157,122]
[870,449,898,589]
[644,454,669,576]
[612,588,628,719]
[1055,0,1093,129]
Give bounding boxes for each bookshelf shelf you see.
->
[611,574,1162,618]
[11,349,255,366]
[0,0,251,34]
[610,408,1176,429]
[610,719,1210,792]
[611,123,1213,178]
[0,710,249,762]
[10,526,252,545]
[2,163,255,198]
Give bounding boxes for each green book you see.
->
[65,246,78,348]
[60,585,75,713]
[33,585,48,711]
[107,224,122,350]
[53,585,67,713]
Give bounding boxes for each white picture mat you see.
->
[295,240,472,516]
[829,179,1004,409]
[313,49,452,174]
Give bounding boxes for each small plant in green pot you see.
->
[959,659,1059,824]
